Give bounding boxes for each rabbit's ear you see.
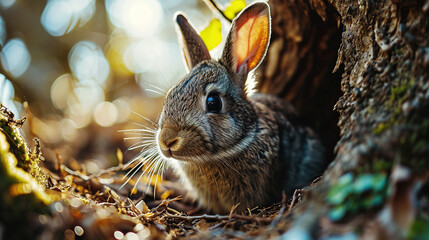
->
[220,2,270,86]
[175,14,211,72]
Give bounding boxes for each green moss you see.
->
[388,76,414,104]
[356,158,393,174]
[373,75,415,136]
[0,107,57,239]
[369,71,429,171]
[398,118,429,172]
[374,122,391,134]
[407,215,429,240]
[0,107,46,184]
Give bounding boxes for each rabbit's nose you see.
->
[158,127,182,158]
[165,138,179,149]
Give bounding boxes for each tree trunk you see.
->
[257,0,343,161]
[259,0,429,237]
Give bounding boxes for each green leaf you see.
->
[224,0,247,20]
[200,19,222,51]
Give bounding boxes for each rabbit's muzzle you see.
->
[157,124,206,161]
[158,127,183,158]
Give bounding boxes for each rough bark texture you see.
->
[258,0,429,237]
[257,0,343,160]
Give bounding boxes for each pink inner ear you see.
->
[234,12,269,73]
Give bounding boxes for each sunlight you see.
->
[0,74,13,104]
[123,39,163,73]
[112,98,131,123]
[0,38,31,78]
[59,118,77,141]
[68,41,110,86]
[106,33,133,76]
[41,0,95,37]
[0,16,6,46]
[66,41,110,128]
[130,40,184,96]
[0,74,19,116]
[105,0,162,39]
[68,82,105,116]
[0,0,15,9]
[93,101,118,127]
[51,73,73,110]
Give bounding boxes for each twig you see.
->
[167,206,183,216]
[62,161,138,181]
[229,203,240,218]
[64,166,89,180]
[208,219,233,230]
[289,189,301,212]
[202,0,232,22]
[151,196,183,213]
[165,213,274,224]
[269,204,286,228]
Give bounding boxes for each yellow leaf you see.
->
[224,0,247,20]
[200,19,222,51]
[160,190,172,200]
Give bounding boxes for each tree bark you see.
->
[257,0,343,160]
[259,0,429,237]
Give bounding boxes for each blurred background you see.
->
[0,0,232,172]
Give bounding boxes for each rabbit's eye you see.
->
[206,93,222,113]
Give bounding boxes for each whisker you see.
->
[120,130,155,134]
[148,157,164,198]
[128,111,158,127]
[125,151,157,191]
[158,72,174,90]
[131,167,147,193]
[147,83,167,95]
[120,128,156,133]
[127,138,155,149]
[127,139,155,147]
[124,136,156,141]
[123,150,151,168]
[145,88,164,96]
[121,159,146,188]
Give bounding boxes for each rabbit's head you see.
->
[157,2,271,162]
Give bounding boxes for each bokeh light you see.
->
[74,226,84,236]
[59,40,113,128]
[1,0,209,159]
[60,118,78,141]
[0,38,31,78]
[0,73,20,116]
[106,33,133,76]
[106,0,163,39]
[51,73,74,110]
[41,0,95,37]
[124,232,139,240]
[114,231,124,240]
[0,73,13,104]
[68,41,110,86]
[93,101,118,127]
[0,0,15,9]
[0,15,6,46]
[112,98,131,123]
[68,81,105,116]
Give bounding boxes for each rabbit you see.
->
[150,1,326,214]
